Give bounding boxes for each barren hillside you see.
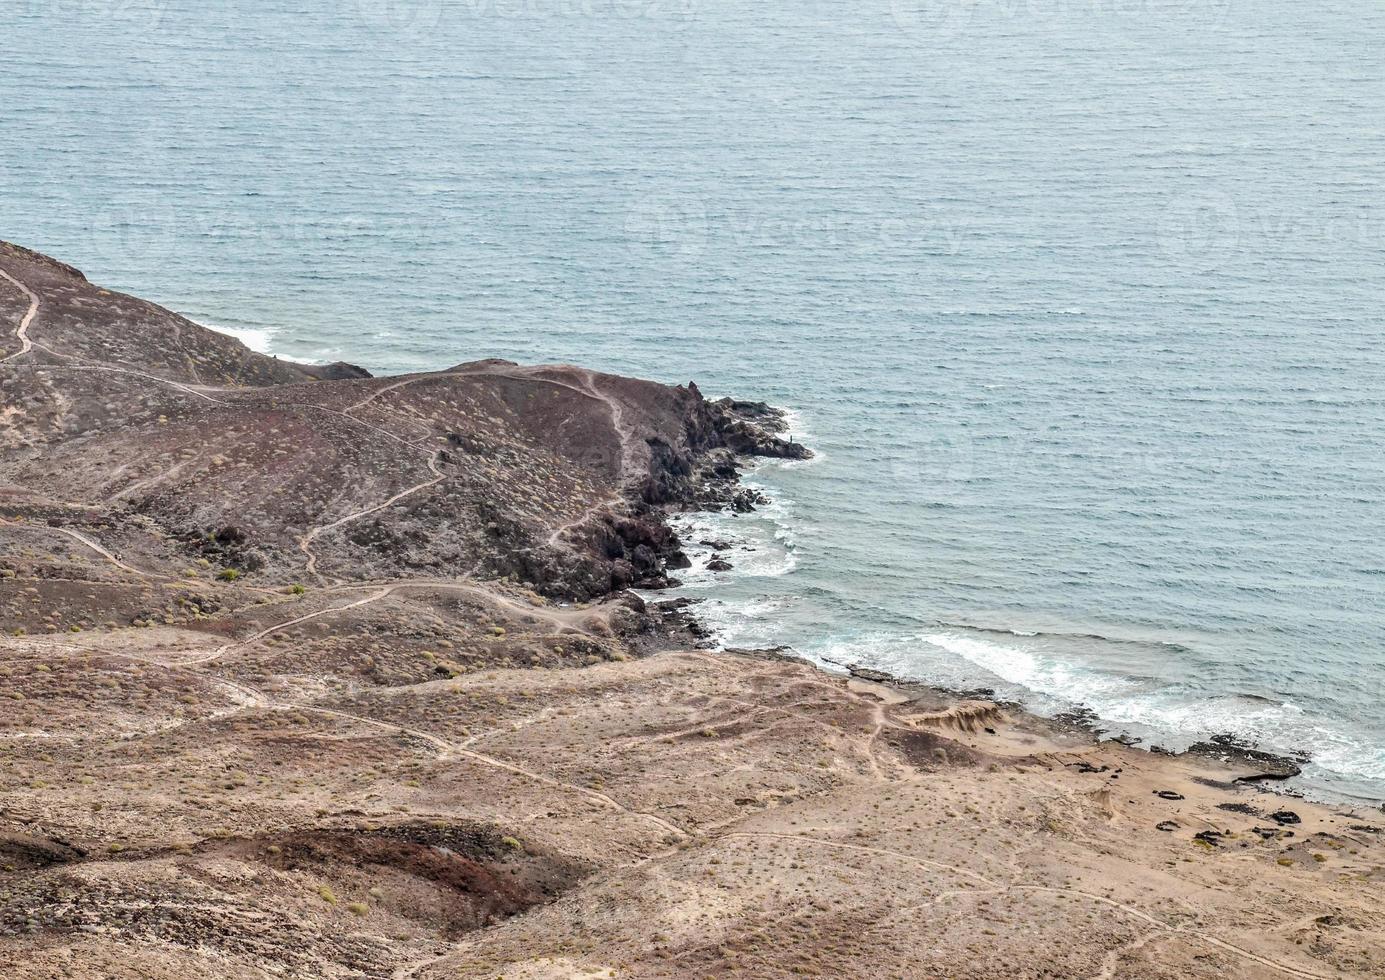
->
[2,243,1382,980]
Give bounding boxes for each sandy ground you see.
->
[3,609,1382,978]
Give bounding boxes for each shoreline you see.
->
[663,405,1382,808]
[138,290,1385,807]
[4,241,1384,978]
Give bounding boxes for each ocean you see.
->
[4,0,1383,801]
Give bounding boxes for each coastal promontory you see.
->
[1,242,1382,979]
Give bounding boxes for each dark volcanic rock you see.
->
[1187,733,1305,783]
[708,397,812,460]
[301,361,373,381]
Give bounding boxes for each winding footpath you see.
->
[178,579,601,672]
[0,268,39,363]
[310,365,638,558]
[0,521,156,579]
[0,266,449,584]
[297,450,447,581]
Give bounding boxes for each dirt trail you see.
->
[0,592,1356,980]
[343,375,434,413]
[249,699,689,851]
[311,578,606,631]
[295,700,689,841]
[1,576,675,841]
[572,367,640,479]
[0,268,39,363]
[178,586,398,666]
[47,358,226,404]
[304,363,643,561]
[0,272,636,572]
[0,519,281,598]
[49,527,153,578]
[177,578,601,672]
[7,607,678,846]
[106,457,197,503]
[472,363,641,481]
[1,520,157,579]
[466,364,639,549]
[297,451,446,580]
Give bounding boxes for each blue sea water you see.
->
[3,0,1383,800]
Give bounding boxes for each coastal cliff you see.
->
[2,243,1383,980]
[0,240,804,607]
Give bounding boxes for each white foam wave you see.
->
[770,406,825,467]
[184,316,343,366]
[920,630,1141,703]
[650,455,808,650]
[648,387,1385,796]
[803,631,986,692]
[189,316,277,355]
[666,507,798,590]
[909,628,1385,789]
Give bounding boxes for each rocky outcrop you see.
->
[709,396,812,460]
[631,386,809,523]
[301,361,373,381]
[1188,734,1306,784]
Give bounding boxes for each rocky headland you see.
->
[1,241,1383,979]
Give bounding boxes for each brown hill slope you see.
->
[0,241,802,598]
[3,243,1381,980]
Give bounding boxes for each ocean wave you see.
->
[919,629,1144,703]
[655,420,810,646]
[888,627,1385,794]
[935,621,1195,654]
[666,507,798,589]
[185,315,348,366]
[187,316,276,355]
[659,392,1385,799]
[765,406,826,467]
